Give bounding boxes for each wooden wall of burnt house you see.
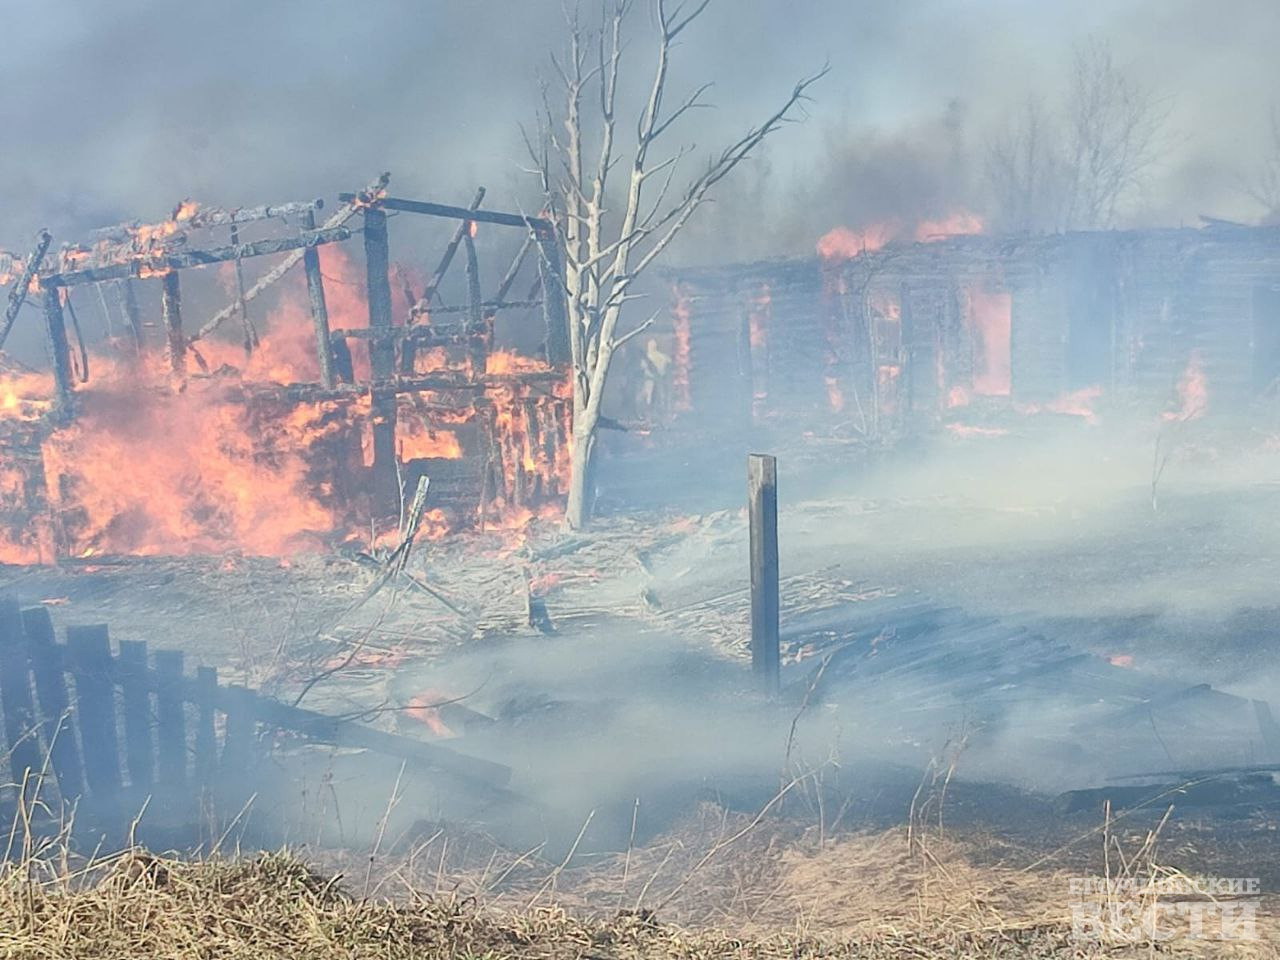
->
[1180,232,1280,405]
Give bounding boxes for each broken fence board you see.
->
[0,599,42,798]
[21,607,84,801]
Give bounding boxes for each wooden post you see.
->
[535,230,571,366]
[154,649,187,791]
[363,206,399,517]
[42,287,74,414]
[161,271,185,378]
[228,224,256,355]
[21,607,84,801]
[194,666,218,788]
[220,685,257,779]
[65,624,123,799]
[0,599,43,799]
[301,209,336,388]
[117,640,154,791]
[464,230,487,376]
[748,454,780,696]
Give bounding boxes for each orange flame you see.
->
[1162,352,1208,422]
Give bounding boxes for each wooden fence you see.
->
[0,597,510,829]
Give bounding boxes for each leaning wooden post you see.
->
[363,205,399,517]
[41,287,74,414]
[748,453,780,696]
[300,209,336,388]
[161,271,185,379]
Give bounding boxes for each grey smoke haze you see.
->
[2,0,1278,255]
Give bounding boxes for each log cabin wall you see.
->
[658,224,1280,444]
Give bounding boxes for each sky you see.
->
[1,0,1277,252]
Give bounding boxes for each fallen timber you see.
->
[41,227,352,287]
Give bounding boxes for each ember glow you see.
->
[1163,351,1208,422]
[967,286,1012,397]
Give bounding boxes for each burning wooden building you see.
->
[0,176,573,562]
[653,221,1280,440]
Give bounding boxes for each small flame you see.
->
[1162,352,1208,422]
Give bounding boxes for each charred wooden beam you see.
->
[43,227,352,287]
[87,200,324,244]
[748,453,780,697]
[300,209,335,388]
[535,233,571,366]
[364,205,399,516]
[41,288,74,414]
[161,271,185,377]
[342,193,553,233]
[0,230,52,350]
[238,371,563,405]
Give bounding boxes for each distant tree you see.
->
[985,97,1064,233]
[985,38,1170,232]
[1243,106,1280,224]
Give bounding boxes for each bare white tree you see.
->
[985,38,1170,232]
[528,0,826,529]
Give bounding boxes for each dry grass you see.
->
[0,846,1106,960]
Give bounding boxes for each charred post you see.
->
[464,229,488,376]
[300,209,336,388]
[161,271,185,378]
[363,205,399,517]
[535,228,571,366]
[748,453,780,696]
[41,287,74,414]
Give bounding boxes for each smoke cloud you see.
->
[2,0,1277,254]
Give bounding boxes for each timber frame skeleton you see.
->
[1,174,574,556]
